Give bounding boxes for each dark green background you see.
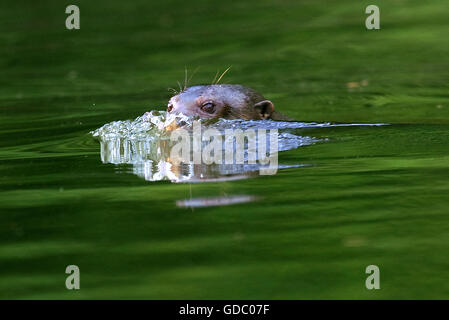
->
[1,0,449,298]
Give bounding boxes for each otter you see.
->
[166,84,291,121]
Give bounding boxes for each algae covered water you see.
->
[1,0,449,299]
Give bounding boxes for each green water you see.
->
[1,0,449,299]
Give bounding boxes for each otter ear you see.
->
[254,100,274,119]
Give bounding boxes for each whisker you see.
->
[212,69,220,84]
[184,66,188,91]
[215,66,232,84]
[168,87,178,95]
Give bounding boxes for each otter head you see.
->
[167,84,275,120]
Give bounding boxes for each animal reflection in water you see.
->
[98,130,311,183]
[92,111,318,183]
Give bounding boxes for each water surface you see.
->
[1,0,449,299]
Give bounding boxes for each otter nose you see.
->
[169,103,196,117]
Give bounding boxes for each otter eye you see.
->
[201,102,215,114]
[167,104,173,112]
